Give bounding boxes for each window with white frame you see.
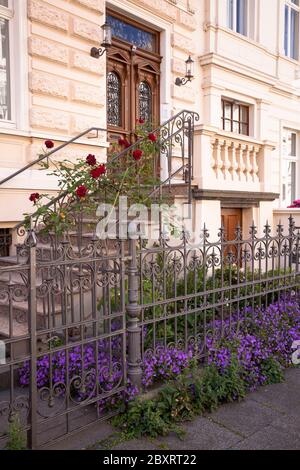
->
[0,0,12,121]
[282,130,299,207]
[227,0,248,36]
[284,0,300,60]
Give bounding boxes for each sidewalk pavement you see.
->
[48,367,300,451]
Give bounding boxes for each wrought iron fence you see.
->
[0,232,128,449]
[134,218,300,382]
[0,218,300,448]
[1,215,300,448]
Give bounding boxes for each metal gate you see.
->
[0,231,127,449]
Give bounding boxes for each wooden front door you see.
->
[106,11,161,146]
[221,208,242,264]
[221,208,242,242]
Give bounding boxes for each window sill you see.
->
[0,120,17,130]
[278,53,299,65]
[220,129,253,140]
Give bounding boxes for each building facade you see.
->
[0,0,300,254]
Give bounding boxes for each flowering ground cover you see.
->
[19,295,300,414]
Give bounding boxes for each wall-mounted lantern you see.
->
[90,23,112,58]
[175,55,194,86]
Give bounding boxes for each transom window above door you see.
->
[221,99,249,136]
[106,14,159,53]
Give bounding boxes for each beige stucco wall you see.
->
[0,0,198,225]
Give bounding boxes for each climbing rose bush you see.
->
[25,122,161,235]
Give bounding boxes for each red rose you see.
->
[148,133,157,142]
[45,140,54,149]
[90,164,106,179]
[132,149,143,161]
[86,154,97,166]
[29,192,40,203]
[98,163,106,175]
[76,185,88,198]
[119,138,131,148]
[138,118,145,124]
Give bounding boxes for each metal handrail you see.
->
[14,110,199,230]
[0,127,107,187]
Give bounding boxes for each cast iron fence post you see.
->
[288,215,295,270]
[126,235,142,389]
[27,222,37,449]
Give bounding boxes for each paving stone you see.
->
[113,439,159,450]
[46,420,115,450]
[249,378,300,416]
[208,397,283,437]
[230,425,300,450]
[157,417,241,450]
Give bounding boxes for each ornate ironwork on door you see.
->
[107,71,122,127]
[139,81,152,123]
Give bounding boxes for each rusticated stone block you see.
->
[29,36,68,64]
[30,71,69,99]
[70,115,106,139]
[74,0,104,12]
[71,82,104,106]
[70,50,104,75]
[171,32,195,53]
[172,58,186,75]
[137,0,177,20]
[71,17,101,43]
[30,107,69,132]
[28,0,69,31]
[178,10,197,30]
[172,84,196,104]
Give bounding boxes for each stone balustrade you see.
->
[193,126,276,193]
[211,136,261,184]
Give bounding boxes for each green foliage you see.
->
[112,398,173,439]
[158,375,195,422]
[112,357,249,440]
[260,357,284,385]
[5,414,27,450]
